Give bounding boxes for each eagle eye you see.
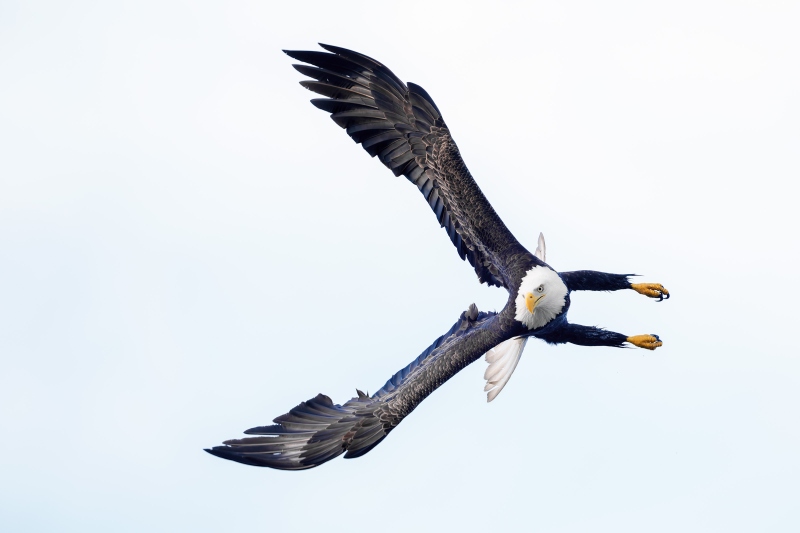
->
[537,285,544,293]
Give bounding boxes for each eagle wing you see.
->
[205,305,514,470]
[285,44,532,289]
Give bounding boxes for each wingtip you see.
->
[205,445,261,465]
[204,446,227,458]
[318,43,344,55]
[283,49,307,62]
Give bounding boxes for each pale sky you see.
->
[1,1,798,531]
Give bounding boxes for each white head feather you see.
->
[514,266,568,329]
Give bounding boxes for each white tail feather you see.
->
[534,232,546,262]
[483,337,528,402]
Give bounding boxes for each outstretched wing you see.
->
[206,305,513,470]
[285,44,531,289]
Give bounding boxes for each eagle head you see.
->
[514,266,568,329]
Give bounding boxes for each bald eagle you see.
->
[206,44,669,470]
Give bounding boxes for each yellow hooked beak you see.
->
[525,292,544,313]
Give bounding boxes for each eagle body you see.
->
[206,45,669,470]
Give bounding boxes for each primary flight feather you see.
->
[206,44,669,470]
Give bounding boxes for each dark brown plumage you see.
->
[206,44,538,469]
[206,44,668,470]
[286,44,537,289]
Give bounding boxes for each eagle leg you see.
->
[626,334,663,350]
[631,283,670,301]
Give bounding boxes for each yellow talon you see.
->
[631,282,670,301]
[627,334,663,350]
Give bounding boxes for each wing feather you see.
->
[206,306,514,470]
[286,44,536,289]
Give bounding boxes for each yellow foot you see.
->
[631,282,670,301]
[627,334,663,350]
